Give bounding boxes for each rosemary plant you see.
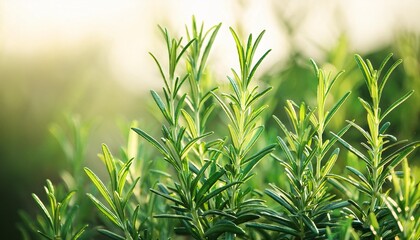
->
[249,60,350,239]
[18,19,420,240]
[133,19,247,239]
[20,180,87,240]
[383,159,420,240]
[84,144,141,239]
[332,54,420,239]
[211,28,276,239]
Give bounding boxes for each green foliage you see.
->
[20,180,87,240]
[19,19,420,240]
[329,54,419,239]
[134,18,247,239]
[84,144,142,239]
[248,60,350,239]
[383,159,420,240]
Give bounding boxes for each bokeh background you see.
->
[1,0,419,238]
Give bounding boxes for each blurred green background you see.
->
[1,0,419,238]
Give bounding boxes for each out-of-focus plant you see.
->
[382,159,420,240]
[49,115,91,191]
[18,116,93,239]
[19,180,87,240]
[395,32,420,139]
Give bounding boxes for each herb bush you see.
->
[19,18,419,240]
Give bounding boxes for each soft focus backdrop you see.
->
[1,0,419,238]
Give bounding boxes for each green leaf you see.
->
[248,49,271,84]
[319,200,350,212]
[246,87,272,108]
[379,57,402,98]
[37,230,53,240]
[197,181,241,207]
[326,70,345,97]
[71,224,88,240]
[175,93,187,120]
[241,126,264,156]
[122,177,140,209]
[379,141,419,169]
[250,30,265,61]
[102,144,118,191]
[62,203,78,235]
[176,39,195,66]
[32,193,53,229]
[230,28,245,76]
[348,199,367,219]
[247,222,300,236]
[197,23,222,79]
[265,187,297,214]
[227,75,241,100]
[97,229,125,240]
[302,214,319,235]
[149,53,168,90]
[377,53,393,80]
[346,166,371,189]
[234,213,260,224]
[379,122,391,134]
[329,174,371,196]
[180,131,212,160]
[154,214,193,221]
[84,167,115,211]
[354,54,372,89]
[277,136,295,163]
[324,91,351,127]
[181,109,198,137]
[117,158,133,195]
[86,193,122,229]
[260,211,294,225]
[151,90,171,123]
[201,210,237,220]
[246,105,268,129]
[149,188,186,207]
[242,144,275,177]
[60,190,76,212]
[131,127,169,158]
[194,170,225,204]
[211,91,235,124]
[321,148,339,178]
[381,90,414,121]
[201,103,216,129]
[190,160,213,195]
[331,132,371,168]
[204,220,245,237]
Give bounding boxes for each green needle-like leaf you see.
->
[197,181,241,207]
[331,132,371,167]
[302,214,319,235]
[324,91,351,127]
[84,167,115,210]
[86,193,122,229]
[132,127,169,158]
[195,170,225,204]
[32,193,53,229]
[97,229,125,240]
[204,220,245,237]
[380,90,414,121]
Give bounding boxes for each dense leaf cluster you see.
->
[20,18,419,240]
